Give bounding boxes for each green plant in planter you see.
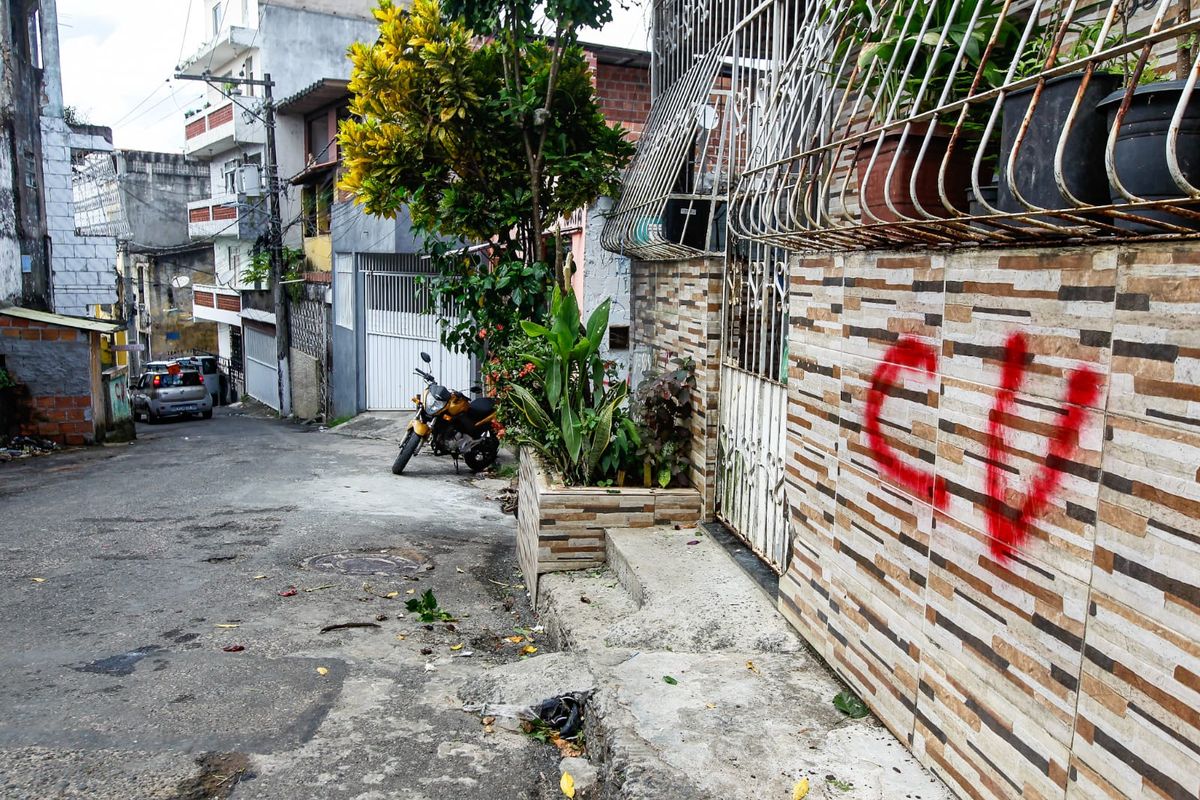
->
[631,358,697,488]
[506,287,629,486]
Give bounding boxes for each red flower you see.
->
[478,328,488,339]
[497,323,505,331]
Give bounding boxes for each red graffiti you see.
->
[866,338,948,510]
[984,333,1102,560]
[865,333,1101,561]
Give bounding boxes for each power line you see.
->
[177,0,195,66]
[112,81,171,127]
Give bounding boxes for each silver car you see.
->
[132,369,213,422]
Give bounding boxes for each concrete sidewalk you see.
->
[461,527,952,800]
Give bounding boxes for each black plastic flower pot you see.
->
[1099,79,1200,233]
[997,71,1123,217]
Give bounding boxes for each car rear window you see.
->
[159,372,203,387]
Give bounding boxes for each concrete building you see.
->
[181,0,390,412]
[1,0,117,317]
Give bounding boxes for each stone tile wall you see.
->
[777,243,1200,800]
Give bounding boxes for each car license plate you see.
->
[177,404,197,412]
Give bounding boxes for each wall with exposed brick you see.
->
[0,315,97,445]
[517,450,702,603]
[629,256,723,513]
[593,61,652,141]
[776,242,1200,800]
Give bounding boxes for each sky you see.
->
[56,0,650,154]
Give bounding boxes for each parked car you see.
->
[173,355,222,407]
[131,369,213,422]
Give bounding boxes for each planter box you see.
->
[517,449,702,603]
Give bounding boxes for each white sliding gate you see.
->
[715,247,790,572]
[244,323,280,411]
[363,264,473,410]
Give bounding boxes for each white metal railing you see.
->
[605,0,1200,258]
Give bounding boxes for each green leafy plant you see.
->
[631,358,696,488]
[241,246,305,294]
[505,287,630,486]
[1015,19,1167,84]
[0,368,16,390]
[482,326,552,439]
[827,776,855,792]
[405,589,456,622]
[832,689,872,719]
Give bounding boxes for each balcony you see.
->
[187,194,268,241]
[192,283,243,327]
[178,25,257,77]
[183,99,265,159]
[605,0,1200,257]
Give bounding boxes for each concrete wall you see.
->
[42,118,118,316]
[117,151,210,248]
[581,196,632,374]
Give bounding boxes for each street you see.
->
[0,410,559,799]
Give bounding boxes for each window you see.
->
[608,325,630,351]
[227,246,241,281]
[211,2,222,36]
[307,114,332,164]
[28,9,43,68]
[223,159,239,194]
[242,56,254,98]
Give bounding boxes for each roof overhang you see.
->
[0,305,123,334]
[278,79,351,115]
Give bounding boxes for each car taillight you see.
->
[198,375,204,384]
[153,375,161,387]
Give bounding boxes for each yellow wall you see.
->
[303,235,332,272]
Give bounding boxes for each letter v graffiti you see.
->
[985,333,1103,560]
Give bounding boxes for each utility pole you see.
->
[173,70,292,416]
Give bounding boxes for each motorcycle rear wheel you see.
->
[464,439,499,473]
[392,432,422,475]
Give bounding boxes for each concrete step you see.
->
[536,526,952,800]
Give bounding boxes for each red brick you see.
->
[70,396,91,408]
[1,328,20,337]
[19,330,39,340]
[39,423,60,436]
[64,434,87,446]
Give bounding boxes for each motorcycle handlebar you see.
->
[414,368,435,383]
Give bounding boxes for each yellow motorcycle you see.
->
[392,352,500,475]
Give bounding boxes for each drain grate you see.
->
[303,548,432,576]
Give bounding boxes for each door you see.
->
[243,323,280,410]
[362,263,473,410]
[715,245,791,572]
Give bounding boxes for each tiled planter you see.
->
[517,449,702,603]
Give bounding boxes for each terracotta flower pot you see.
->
[855,123,973,223]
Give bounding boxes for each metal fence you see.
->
[604,0,1200,258]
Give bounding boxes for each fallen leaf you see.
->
[450,643,464,651]
[580,595,592,604]
[385,591,399,599]
[303,584,335,592]
[319,622,381,634]
[505,635,525,644]
[222,644,245,653]
[686,539,700,545]
[513,584,525,590]
[316,666,329,676]
[395,634,407,641]
[793,777,810,800]
[520,645,538,656]
[662,675,679,685]
[214,623,240,629]
[31,578,46,583]
[482,716,496,725]
[482,724,495,734]
[746,660,759,674]
[420,647,433,655]
[456,567,465,573]
[253,575,268,580]
[705,703,717,709]
[278,587,298,597]
[424,662,437,672]
[406,589,416,595]
[560,771,576,798]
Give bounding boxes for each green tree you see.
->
[338,0,633,354]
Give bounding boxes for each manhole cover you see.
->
[303,548,432,576]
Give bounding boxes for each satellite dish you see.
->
[696,104,719,130]
[170,275,191,289]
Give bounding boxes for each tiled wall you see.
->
[778,243,1200,800]
[629,256,724,513]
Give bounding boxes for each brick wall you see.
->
[777,242,1200,800]
[593,61,651,141]
[629,256,723,512]
[0,315,96,445]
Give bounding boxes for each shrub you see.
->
[630,358,696,488]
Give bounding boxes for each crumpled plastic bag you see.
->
[463,691,589,737]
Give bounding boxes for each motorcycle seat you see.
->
[466,396,497,423]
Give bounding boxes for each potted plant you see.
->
[834,0,1017,223]
[996,20,1159,217]
[1098,28,1200,231]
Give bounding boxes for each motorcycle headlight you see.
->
[424,390,447,416]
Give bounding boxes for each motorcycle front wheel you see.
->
[392,431,423,475]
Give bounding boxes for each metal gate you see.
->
[715,244,791,572]
[244,323,280,411]
[363,266,473,410]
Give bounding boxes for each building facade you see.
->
[605,1,1200,799]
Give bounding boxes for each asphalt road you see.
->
[0,409,558,799]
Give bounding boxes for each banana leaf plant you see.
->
[505,286,628,486]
